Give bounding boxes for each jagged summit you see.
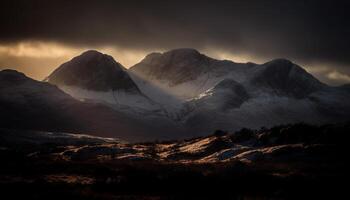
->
[48,50,139,91]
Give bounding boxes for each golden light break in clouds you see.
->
[0,41,148,80]
[0,41,349,85]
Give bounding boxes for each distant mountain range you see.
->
[1,48,350,141]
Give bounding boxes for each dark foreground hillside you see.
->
[0,123,349,199]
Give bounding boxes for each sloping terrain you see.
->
[130,49,350,134]
[2,48,350,140]
[0,69,182,142]
[48,50,138,92]
[0,123,348,199]
[2,123,347,163]
[47,50,163,113]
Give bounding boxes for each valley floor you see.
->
[0,123,349,199]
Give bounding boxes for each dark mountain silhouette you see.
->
[250,58,325,98]
[130,48,215,86]
[48,50,139,92]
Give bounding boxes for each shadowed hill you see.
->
[48,50,140,92]
[0,69,180,141]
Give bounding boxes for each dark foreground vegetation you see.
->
[0,122,349,199]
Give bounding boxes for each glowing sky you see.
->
[0,0,349,85]
[0,41,149,80]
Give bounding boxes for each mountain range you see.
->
[1,48,350,141]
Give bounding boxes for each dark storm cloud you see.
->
[1,0,350,83]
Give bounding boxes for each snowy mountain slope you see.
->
[3,48,350,140]
[190,79,250,111]
[58,85,164,115]
[47,50,163,113]
[308,86,350,120]
[130,48,350,135]
[183,95,327,134]
[130,48,252,100]
[0,69,73,104]
[48,48,335,131]
[130,50,325,100]
[0,69,184,142]
[249,59,326,98]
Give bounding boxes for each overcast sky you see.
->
[0,0,349,85]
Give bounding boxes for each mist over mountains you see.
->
[1,1,349,198]
[1,48,350,141]
[1,48,349,199]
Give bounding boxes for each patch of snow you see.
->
[178,137,215,153]
[58,85,164,112]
